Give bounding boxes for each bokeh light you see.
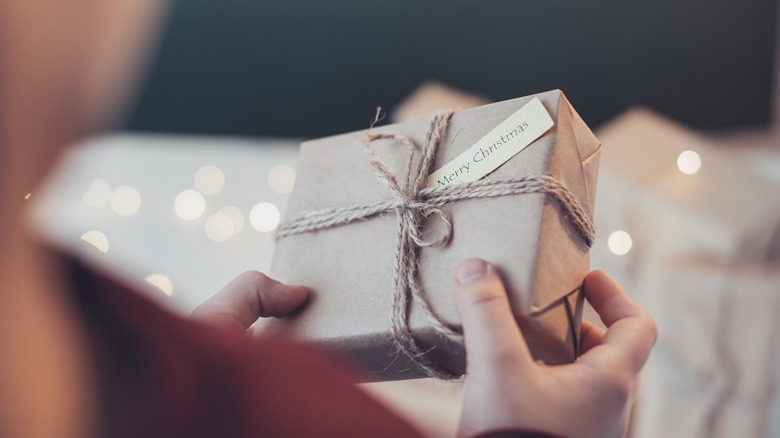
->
[268,164,297,194]
[607,230,633,256]
[219,206,245,235]
[145,273,173,296]
[110,186,142,216]
[194,165,225,195]
[81,230,109,253]
[175,190,206,220]
[250,202,280,232]
[82,178,111,208]
[205,212,235,242]
[677,150,702,175]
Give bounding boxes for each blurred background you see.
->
[127,0,776,136]
[31,1,780,437]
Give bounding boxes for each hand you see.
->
[453,259,657,438]
[191,271,309,335]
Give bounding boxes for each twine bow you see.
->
[277,108,595,379]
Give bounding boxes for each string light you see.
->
[175,190,206,220]
[81,230,109,253]
[607,230,632,256]
[82,178,111,208]
[145,273,173,296]
[219,206,245,236]
[250,202,280,232]
[110,186,142,216]
[268,164,297,194]
[194,165,225,195]
[677,150,702,175]
[204,212,235,242]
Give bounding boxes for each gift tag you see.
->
[426,96,554,189]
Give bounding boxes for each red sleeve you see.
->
[66,255,560,438]
[66,256,424,438]
[478,431,561,438]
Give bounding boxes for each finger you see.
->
[584,271,645,327]
[191,271,309,334]
[578,320,605,355]
[453,258,534,374]
[579,271,657,372]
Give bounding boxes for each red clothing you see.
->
[65,255,557,438]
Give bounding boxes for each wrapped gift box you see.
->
[592,108,780,269]
[391,81,490,123]
[262,90,600,380]
[586,108,780,437]
[632,257,780,438]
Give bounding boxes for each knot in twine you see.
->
[277,108,595,379]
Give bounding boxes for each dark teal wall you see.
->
[125,0,778,138]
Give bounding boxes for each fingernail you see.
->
[456,258,490,284]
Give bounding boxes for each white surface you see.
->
[33,133,299,314]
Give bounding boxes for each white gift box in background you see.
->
[590,108,780,325]
[31,134,300,313]
[592,108,780,273]
[632,258,780,438]
[591,107,780,438]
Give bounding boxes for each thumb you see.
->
[191,271,309,334]
[453,258,534,374]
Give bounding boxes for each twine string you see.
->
[276,109,595,379]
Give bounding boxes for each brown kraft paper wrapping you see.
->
[261,89,601,381]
